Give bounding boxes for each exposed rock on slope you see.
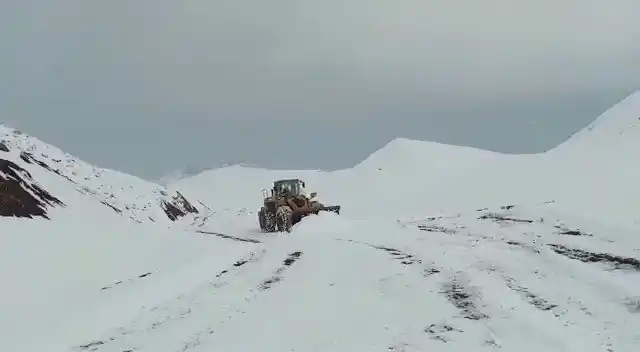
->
[0,124,201,223]
[160,191,199,221]
[0,158,64,219]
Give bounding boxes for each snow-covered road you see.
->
[66,204,639,352]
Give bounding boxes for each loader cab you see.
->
[272,179,304,198]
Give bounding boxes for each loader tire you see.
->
[276,205,293,233]
[258,209,265,229]
[262,210,276,232]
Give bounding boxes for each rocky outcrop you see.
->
[160,191,199,221]
[0,158,64,219]
[2,124,206,224]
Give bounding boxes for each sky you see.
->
[2,0,639,180]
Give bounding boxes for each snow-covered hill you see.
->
[536,91,640,225]
[156,163,212,186]
[173,91,640,224]
[0,124,202,224]
[549,91,640,156]
[169,140,516,219]
[2,91,640,352]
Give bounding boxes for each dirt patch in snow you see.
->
[547,244,640,271]
[440,276,489,320]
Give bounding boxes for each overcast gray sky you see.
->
[2,1,639,180]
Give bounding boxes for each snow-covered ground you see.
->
[1,91,639,351]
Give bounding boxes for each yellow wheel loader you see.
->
[258,179,341,233]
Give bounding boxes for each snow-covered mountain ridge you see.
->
[549,91,640,156]
[0,124,202,224]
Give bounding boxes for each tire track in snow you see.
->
[195,230,261,243]
[73,247,308,352]
[337,238,500,348]
[453,212,640,351]
[396,207,640,350]
[72,249,268,352]
[100,270,157,291]
[75,205,639,351]
[175,250,305,352]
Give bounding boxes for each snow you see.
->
[2,91,640,351]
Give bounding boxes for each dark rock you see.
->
[19,152,75,183]
[0,141,9,152]
[160,190,199,221]
[0,158,64,219]
[20,151,53,172]
[100,200,122,214]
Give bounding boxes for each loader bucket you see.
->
[319,205,341,215]
[289,204,341,227]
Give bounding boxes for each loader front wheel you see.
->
[276,205,293,232]
[260,210,276,232]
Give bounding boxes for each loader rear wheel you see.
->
[276,205,293,232]
[258,209,265,229]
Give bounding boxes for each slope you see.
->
[0,203,260,352]
[535,91,640,225]
[0,125,225,351]
[548,91,640,156]
[1,124,201,224]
